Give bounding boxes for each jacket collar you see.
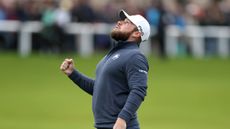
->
[113,40,139,49]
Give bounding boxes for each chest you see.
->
[96,52,126,77]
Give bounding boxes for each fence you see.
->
[0,21,230,58]
[0,21,155,57]
[166,25,230,58]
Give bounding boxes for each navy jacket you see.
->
[69,41,149,128]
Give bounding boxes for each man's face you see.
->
[111,18,137,41]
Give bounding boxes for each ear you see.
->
[132,31,142,39]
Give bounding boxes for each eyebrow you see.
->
[124,18,131,23]
[124,18,134,25]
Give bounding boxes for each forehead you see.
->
[124,18,131,23]
[124,18,136,26]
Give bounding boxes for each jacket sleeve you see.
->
[118,54,149,122]
[68,69,94,95]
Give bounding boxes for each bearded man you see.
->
[60,10,150,129]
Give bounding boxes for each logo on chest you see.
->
[112,54,120,60]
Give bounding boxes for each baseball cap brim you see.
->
[119,10,130,21]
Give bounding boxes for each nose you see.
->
[117,20,122,26]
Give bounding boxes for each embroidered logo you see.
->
[138,25,144,36]
[112,54,120,60]
[139,69,148,74]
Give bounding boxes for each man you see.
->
[60,10,150,129]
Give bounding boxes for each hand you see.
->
[113,118,127,129]
[60,58,74,76]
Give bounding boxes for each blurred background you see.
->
[0,0,230,129]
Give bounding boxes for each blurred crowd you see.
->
[0,0,230,25]
[0,0,230,56]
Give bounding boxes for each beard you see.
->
[110,29,133,41]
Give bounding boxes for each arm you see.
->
[60,58,94,95]
[117,54,149,125]
[68,69,94,95]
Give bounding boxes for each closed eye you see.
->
[124,19,132,24]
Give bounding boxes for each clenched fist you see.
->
[60,58,74,76]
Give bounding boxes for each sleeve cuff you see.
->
[118,109,132,123]
[68,70,79,80]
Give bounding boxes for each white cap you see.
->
[119,10,151,42]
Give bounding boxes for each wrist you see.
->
[66,70,73,76]
[118,117,126,122]
[113,118,127,129]
[67,69,75,76]
[117,117,127,126]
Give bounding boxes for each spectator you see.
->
[0,1,6,49]
[146,0,186,58]
[71,0,96,22]
[40,0,60,53]
[185,1,206,25]
[0,0,18,50]
[220,0,230,25]
[55,0,72,27]
[146,0,160,27]
[202,0,227,26]
[0,1,6,20]
[17,0,42,21]
[54,0,74,52]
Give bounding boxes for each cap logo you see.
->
[138,25,144,36]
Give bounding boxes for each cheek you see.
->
[120,25,133,32]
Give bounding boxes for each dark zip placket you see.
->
[104,46,120,62]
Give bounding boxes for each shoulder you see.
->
[131,52,148,64]
[126,51,149,70]
[128,48,148,62]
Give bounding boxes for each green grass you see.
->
[0,53,230,129]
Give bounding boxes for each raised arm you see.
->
[60,58,94,95]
